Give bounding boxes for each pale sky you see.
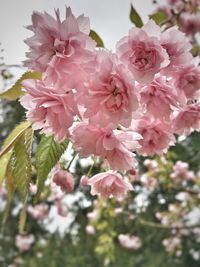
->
[0,0,165,65]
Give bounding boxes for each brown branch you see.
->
[138,218,200,230]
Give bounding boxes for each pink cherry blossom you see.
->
[24,7,96,73]
[170,160,195,181]
[86,225,96,235]
[80,175,89,186]
[162,237,181,253]
[171,62,200,99]
[143,159,158,170]
[141,174,157,190]
[136,117,175,156]
[167,0,181,4]
[139,76,181,120]
[87,210,99,221]
[27,204,49,220]
[52,168,75,193]
[70,122,141,171]
[173,103,200,135]
[179,12,200,36]
[20,79,78,143]
[118,234,142,250]
[15,235,35,252]
[160,26,192,75]
[88,171,133,198]
[56,199,68,217]
[80,50,139,127]
[116,20,169,84]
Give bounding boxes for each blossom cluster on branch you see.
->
[20,6,200,199]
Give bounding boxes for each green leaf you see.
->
[89,30,104,47]
[0,71,42,100]
[35,136,69,201]
[0,121,31,158]
[149,11,167,25]
[129,4,143,28]
[5,157,16,201]
[2,155,16,225]
[19,206,27,234]
[0,150,13,186]
[191,45,200,57]
[13,131,33,201]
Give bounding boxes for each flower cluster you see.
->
[21,7,200,199]
[153,0,200,44]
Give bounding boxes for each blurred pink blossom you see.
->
[52,168,75,193]
[15,235,35,252]
[88,171,133,198]
[118,234,142,250]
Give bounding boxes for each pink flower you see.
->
[27,204,49,220]
[56,200,68,217]
[88,171,133,198]
[81,50,139,127]
[80,175,89,186]
[70,122,141,171]
[162,237,181,253]
[118,234,142,250]
[179,12,200,36]
[172,103,200,135]
[167,0,184,11]
[116,20,169,84]
[160,26,192,75]
[170,160,195,181]
[87,210,98,221]
[143,159,158,170]
[86,225,96,235]
[136,117,175,156]
[20,79,78,143]
[172,62,200,99]
[139,76,181,120]
[24,7,95,73]
[52,168,75,193]
[15,235,35,252]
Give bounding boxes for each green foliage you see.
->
[0,151,12,186]
[89,30,104,47]
[0,71,41,100]
[0,121,31,158]
[169,132,200,171]
[13,128,33,201]
[129,4,143,28]
[0,122,32,193]
[149,11,167,25]
[35,136,69,201]
[191,45,200,57]
[19,205,27,234]
[0,122,33,229]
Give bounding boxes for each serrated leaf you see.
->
[0,121,31,158]
[0,71,42,100]
[19,206,27,234]
[0,150,13,186]
[13,130,33,201]
[2,201,12,226]
[129,4,143,28]
[149,11,167,25]
[89,30,104,47]
[24,127,34,179]
[5,156,16,201]
[35,136,69,201]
